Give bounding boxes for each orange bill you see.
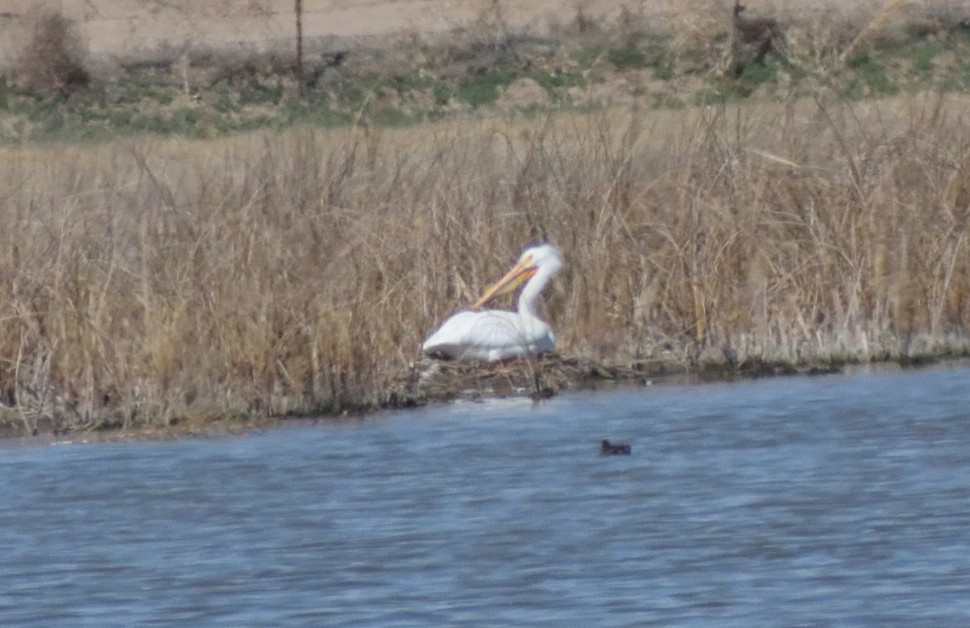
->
[471,257,537,310]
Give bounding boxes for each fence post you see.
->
[295,0,304,82]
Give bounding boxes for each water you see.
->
[3,365,970,626]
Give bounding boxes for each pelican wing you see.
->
[422,310,554,361]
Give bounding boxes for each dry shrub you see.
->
[659,0,736,72]
[2,92,970,433]
[838,0,917,63]
[431,0,543,71]
[658,0,970,77]
[15,12,91,95]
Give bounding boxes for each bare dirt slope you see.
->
[0,0,897,66]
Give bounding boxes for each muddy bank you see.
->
[392,353,847,405]
[3,350,965,441]
[0,353,898,441]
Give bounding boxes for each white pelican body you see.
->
[423,244,563,361]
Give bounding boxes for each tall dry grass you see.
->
[2,92,970,432]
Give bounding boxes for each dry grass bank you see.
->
[2,92,970,435]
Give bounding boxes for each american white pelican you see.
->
[422,243,563,361]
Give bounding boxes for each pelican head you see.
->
[472,243,562,312]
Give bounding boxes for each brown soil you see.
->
[0,0,904,66]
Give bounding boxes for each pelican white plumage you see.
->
[422,243,563,361]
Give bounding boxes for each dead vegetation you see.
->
[1,89,970,435]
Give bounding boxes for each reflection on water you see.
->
[3,365,970,625]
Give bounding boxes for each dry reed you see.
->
[2,92,970,433]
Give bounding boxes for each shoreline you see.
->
[2,353,964,443]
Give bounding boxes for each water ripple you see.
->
[2,365,970,625]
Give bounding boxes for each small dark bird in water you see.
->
[600,440,631,456]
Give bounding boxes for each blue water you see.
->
[3,365,970,625]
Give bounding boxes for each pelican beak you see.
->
[471,255,537,310]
